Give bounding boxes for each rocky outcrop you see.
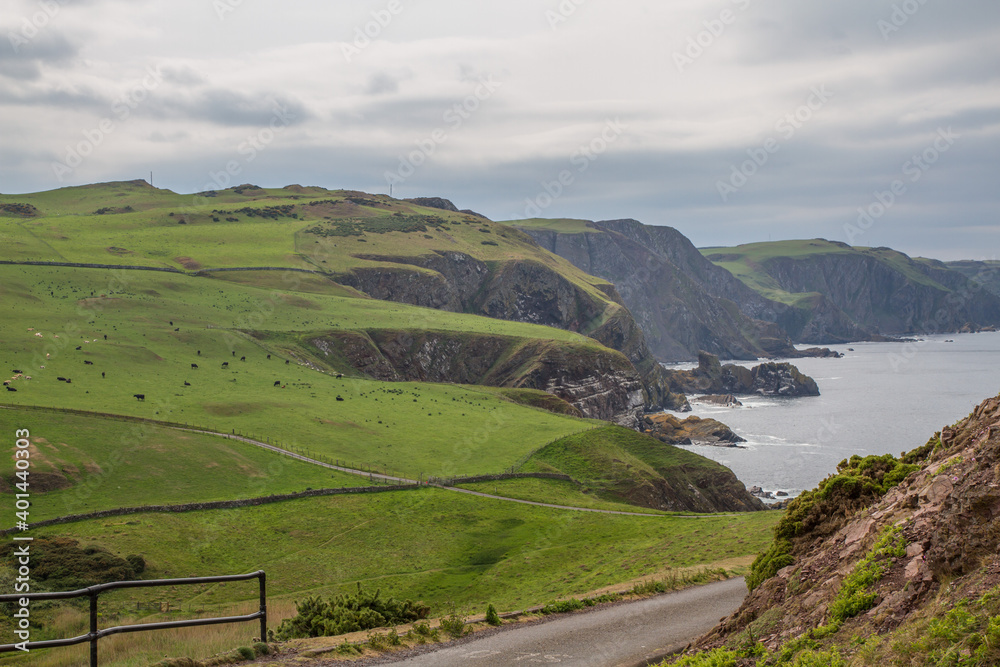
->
[641,413,746,446]
[338,251,686,412]
[664,351,820,397]
[682,392,1000,664]
[690,394,743,407]
[520,220,801,362]
[309,330,645,427]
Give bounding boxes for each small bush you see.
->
[273,583,429,640]
[540,598,586,615]
[485,603,501,626]
[252,642,269,656]
[236,646,255,660]
[440,612,467,638]
[126,554,146,574]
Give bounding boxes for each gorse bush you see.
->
[485,603,501,626]
[273,583,429,640]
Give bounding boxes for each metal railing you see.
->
[0,570,266,666]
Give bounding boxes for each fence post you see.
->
[89,589,99,667]
[259,571,267,642]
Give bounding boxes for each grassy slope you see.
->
[0,263,602,477]
[521,425,724,504]
[502,218,597,234]
[0,182,614,302]
[0,411,366,521]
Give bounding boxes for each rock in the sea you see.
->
[642,413,746,446]
[691,394,743,407]
[664,351,820,397]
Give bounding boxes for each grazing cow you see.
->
[104,335,107,340]
[285,360,289,365]
[57,376,67,381]
[2,381,9,385]
[335,373,344,378]
[273,380,281,386]
[12,370,21,373]
[267,354,271,360]
[75,346,82,350]
[240,356,246,361]
[336,396,344,402]
[84,360,94,365]
[6,387,15,392]
[197,350,201,356]
[169,321,173,326]
[65,378,71,384]
[191,363,199,369]
[102,372,105,378]
[184,381,191,386]
[134,394,145,401]
[232,351,236,357]
[222,362,229,368]
[174,328,179,332]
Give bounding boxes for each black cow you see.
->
[240,356,246,361]
[267,354,271,360]
[184,381,191,386]
[134,394,145,401]
[65,378,71,383]
[11,370,21,373]
[191,363,199,369]
[222,362,229,368]
[6,387,16,392]
[84,360,94,365]
[75,346,82,350]
[231,351,236,357]
[273,381,281,386]
[285,360,289,365]
[197,350,201,356]
[102,372,105,378]
[336,396,344,402]
[103,335,107,340]
[169,321,173,326]
[57,376,67,381]
[174,328,179,332]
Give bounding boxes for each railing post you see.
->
[89,590,99,667]
[258,571,267,643]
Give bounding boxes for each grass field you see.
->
[1,490,779,666]
[504,218,597,234]
[0,410,366,521]
[0,263,603,477]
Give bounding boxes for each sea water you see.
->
[664,331,1000,498]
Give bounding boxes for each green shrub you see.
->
[485,603,501,626]
[440,612,467,638]
[236,646,255,660]
[669,648,740,666]
[540,598,586,614]
[252,642,269,656]
[273,583,429,640]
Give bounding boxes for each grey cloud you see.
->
[149,88,311,127]
[0,29,79,80]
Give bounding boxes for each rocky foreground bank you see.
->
[671,391,1000,665]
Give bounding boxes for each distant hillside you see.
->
[512,218,802,362]
[670,391,1000,665]
[946,259,1000,299]
[703,239,1000,342]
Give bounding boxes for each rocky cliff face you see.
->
[338,250,686,412]
[663,351,820,397]
[679,392,1000,665]
[521,220,799,362]
[309,330,646,427]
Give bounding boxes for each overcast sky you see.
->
[2,0,998,260]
